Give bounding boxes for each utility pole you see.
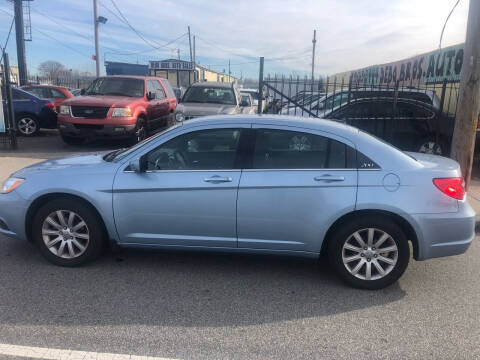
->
[188,26,193,63]
[311,29,316,80]
[450,0,480,190]
[177,48,180,60]
[93,0,100,77]
[14,0,27,85]
[193,35,196,81]
[228,59,231,82]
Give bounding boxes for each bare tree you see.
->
[38,60,65,79]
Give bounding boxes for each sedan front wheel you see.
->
[328,217,410,289]
[32,199,105,266]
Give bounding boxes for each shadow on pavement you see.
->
[0,236,406,328]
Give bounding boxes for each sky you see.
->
[0,0,470,79]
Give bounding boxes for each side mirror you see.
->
[80,88,86,95]
[147,91,156,101]
[129,157,146,172]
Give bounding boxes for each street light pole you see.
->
[311,29,316,80]
[93,0,100,77]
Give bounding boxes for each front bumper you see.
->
[412,200,475,260]
[58,121,136,138]
[0,190,30,240]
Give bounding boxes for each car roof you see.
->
[182,114,359,137]
[22,85,69,90]
[190,81,235,89]
[103,75,166,81]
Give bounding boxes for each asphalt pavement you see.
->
[0,131,479,359]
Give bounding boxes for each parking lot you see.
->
[0,131,479,359]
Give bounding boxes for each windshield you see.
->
[105,124,182,162]
[183,87,237,105]
[85,77,145,97]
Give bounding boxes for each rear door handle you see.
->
[314,175,345,182]
[204,176,233,183]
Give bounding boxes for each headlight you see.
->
[175,112,185,122]
[1,177,24,194]
[112,107,132,117]
[59,105,70,115]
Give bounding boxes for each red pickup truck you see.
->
[58,75,177,144]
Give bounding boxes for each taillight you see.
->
[44,102,55,110]
[433,177,465,200]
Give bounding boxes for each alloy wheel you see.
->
[41,210,90,259]
[17,118,37,135]
[342,228,398,281]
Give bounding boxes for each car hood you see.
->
[13,152,111,178]
[62,95,143,108]
[178,103,238,116]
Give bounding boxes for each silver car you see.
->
[0,115,474,289]
[175,82,242,121]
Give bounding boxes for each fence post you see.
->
[437,79,448,146]
[257,57,264,114]
[3,53,17,149]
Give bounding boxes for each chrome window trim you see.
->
[123,167,381,173]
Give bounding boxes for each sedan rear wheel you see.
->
[328,217,409,289]
[33,199,105,266]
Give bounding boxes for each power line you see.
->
[439,0,461,49]
[99,0,180,53]
[34,27,92,58]
[1,16,14,60]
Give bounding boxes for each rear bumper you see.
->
[412,201,475,260]
[58,121,136,138]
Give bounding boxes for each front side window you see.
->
[183,87,236,105]
[85,77,145,97]
[145,128,242,171]
[252,129,356,169]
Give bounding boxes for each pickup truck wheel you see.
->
[131,118,146,144]
[32,198,105,266]
[16,115,39,136]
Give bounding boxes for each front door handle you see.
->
[314,175,345,182]
[204,176,233,183]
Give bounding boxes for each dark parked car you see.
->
[324,97,454,155]
[1,87,57,136]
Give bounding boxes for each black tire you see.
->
[328,216,410,290]
[32,198,105,266]
[61,134,85,145]
[130,117,147,145]
[417,136,445,156]
[16,114,40,136]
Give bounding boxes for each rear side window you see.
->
[252,129,357,169]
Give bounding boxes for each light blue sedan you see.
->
[0,115,475,289]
